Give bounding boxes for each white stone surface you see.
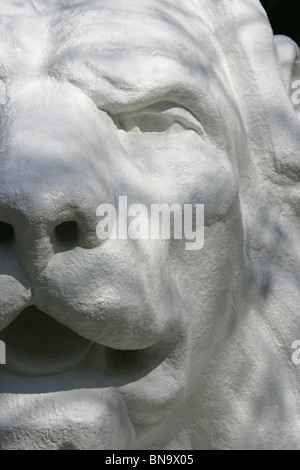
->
[0,0,300,450]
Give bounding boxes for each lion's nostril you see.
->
[55,221,79,249]
[0,222,14,243]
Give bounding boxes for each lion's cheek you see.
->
[117,131,239,225]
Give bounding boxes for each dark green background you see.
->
[260,0,300,46]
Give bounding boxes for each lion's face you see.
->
[0,0,245,449]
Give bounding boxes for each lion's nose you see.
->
[0,192,98,279]
[0,135,104,278]
[0,135,101,279]
[0,81,112,279]
[0,151,97,282]
[0,220,79,250]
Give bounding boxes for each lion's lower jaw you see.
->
[0,389,136,450]
[0,369,189,450]
[0,331,191,450]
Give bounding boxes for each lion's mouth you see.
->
[0,307,163,380]
[0,307,94,376]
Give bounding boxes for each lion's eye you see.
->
[113,102,205,137]
[129,113,174,133]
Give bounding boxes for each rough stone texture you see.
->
[0,0,300,450]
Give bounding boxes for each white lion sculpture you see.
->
[0,0,300,450]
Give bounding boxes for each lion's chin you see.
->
[0,388,136,450]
